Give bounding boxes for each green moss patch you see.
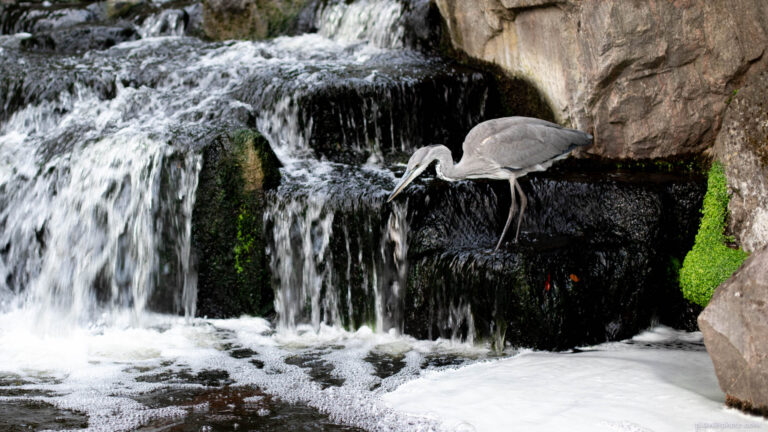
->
[679,162,748,306]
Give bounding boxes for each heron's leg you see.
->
[494,178,517,252]
[514,180,528,242]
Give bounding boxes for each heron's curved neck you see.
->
[431,146,460,181]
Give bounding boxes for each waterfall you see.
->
[0,0,488,341]
[138,9,188,38]
[314,0,406,48]
[264,162,411,333]
[0,85,202,329]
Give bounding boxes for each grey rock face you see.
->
[699,247,768,416]
[434,0,768,159]
[714,72,768,252]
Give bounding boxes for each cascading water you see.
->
[315,0,406,48]
[0,83,203,329]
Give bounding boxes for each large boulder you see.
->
[713,72,768,252]
[699,246,768,417]
[404,168,705,350]
[434,0,768,159]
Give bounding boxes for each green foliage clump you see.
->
[679,162,748,306]
[234,206,256,276]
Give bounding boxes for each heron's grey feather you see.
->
[461,117,591,175]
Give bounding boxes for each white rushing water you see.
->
[264,163,411,333]
[0,0,447,330]
[0,82,203,329]
[315,0,407,48]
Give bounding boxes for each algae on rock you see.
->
[192,130,281,317]
[680,162,748,307]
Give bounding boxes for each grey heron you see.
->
[387,116,593,251]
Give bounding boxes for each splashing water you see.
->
[265,163,411,334]
[315,0,406,48]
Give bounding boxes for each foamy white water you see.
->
[0,310,485,431]
[0,317,759,432]
[384,327,768,432]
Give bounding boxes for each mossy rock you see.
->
[192,130,281,317]
[203,0,311,40]
[679,162,748,307]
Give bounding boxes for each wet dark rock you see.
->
[0,42,116,121]
[401,169,706,350]
[266,160,704,349]
[243,54,512,165]
[0,2,103,35]
[192,130,282,318]
[19,24,139,53]
[285,351,345,388]
[1,0,201,40]
[0,400,88,432]
[364,351,406,379]
[699,246,768,417]
[293,64,494,164]
[400,0,444,53]
[137,386,363,431]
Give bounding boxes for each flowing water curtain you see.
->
[265,188,410,333]
[315,0,407,48]
[0,83,203,329]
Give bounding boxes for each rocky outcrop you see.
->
[434,0,768,159]
[404,169,705,349]
[699,246,768,417]
[192,130,281,318]
[713,72,768,252]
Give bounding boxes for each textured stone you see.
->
[202,0,310,40]
[713,72,768,252]
[435,0,768,159]
[192,131,281,318]
[699,246,768,416]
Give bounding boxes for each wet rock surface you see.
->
[192,131,281,318]
[0,0,203,42]
[402,168,705,349]
[267,162,706,349]
[19,24,140,53]
[0,399,88,432]
[714,72,768,252]
[699,246,768,417]
[434,0,768,159]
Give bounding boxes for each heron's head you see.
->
[387,146,441,202]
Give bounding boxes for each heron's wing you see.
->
[462,117,565,156]
[464,120,591,170]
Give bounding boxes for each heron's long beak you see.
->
[387,168,418,202]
